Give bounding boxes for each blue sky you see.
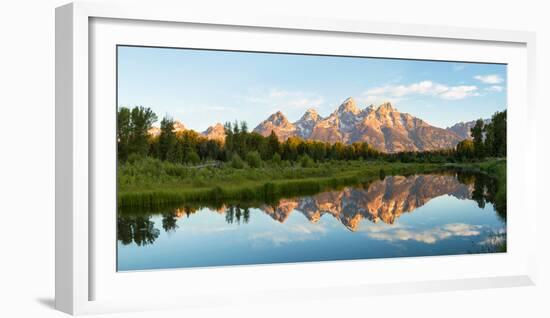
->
[118,46,507,131]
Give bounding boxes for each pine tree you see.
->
[471,119,485,158]
[158,117,177,161]
[267,130,280,157]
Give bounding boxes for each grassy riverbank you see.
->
[118,157,506,209]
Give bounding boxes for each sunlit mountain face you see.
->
[148,98,483,153]
[252,98,465,152]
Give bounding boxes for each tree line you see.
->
[117,106,506,167]
[455,110,506,159]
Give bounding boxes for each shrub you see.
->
[299,154,314,168]
[231,154,245,169]
[185,151,200,165]
[280,159,291,168]
[271,153,282,166]
[245,151,262,168]
[127,153,145,164]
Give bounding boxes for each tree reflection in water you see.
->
[225,206,250,224]
[118,170,505,246]
[117,216,160,246]
[456,170,505,220]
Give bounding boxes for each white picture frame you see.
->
[56,1,538,315]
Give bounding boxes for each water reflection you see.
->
[117,170,505,248]
[260,174,473,230]
[117,216,160,246]
[225,206,251,224]
[363,222,483,244]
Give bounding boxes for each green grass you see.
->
[118,157,506,210]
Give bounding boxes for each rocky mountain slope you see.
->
[254,97,463,152]
[147,97,479,152]
[201,123,226,142]
[148,120,186,137]
[252,111,298,141]
[446,119,491,139]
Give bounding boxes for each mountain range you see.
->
[254,97,465,152]
[148,120,187,137]
[148,120,226,142]
[149,97,487,153]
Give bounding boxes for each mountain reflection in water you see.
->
[261,174,473,230]
[118,171,504,248]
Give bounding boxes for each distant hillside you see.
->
[446,119,491,140]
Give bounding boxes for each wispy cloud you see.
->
[203,105,236,111]
[365,223,482,244]
[485,85,504,93]
[243,88,325,113]
[363,80,479,101]
[160,104,237,124]
[439,86,479,100]
[249,223,327,246]
[474,74,504,84]
[357,95,404,106]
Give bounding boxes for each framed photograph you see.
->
[56,2,537,315]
